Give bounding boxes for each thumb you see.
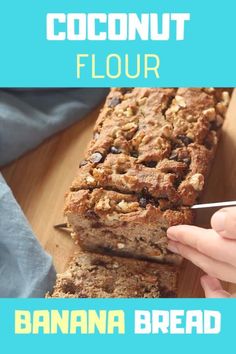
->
[200,275,231,298]
[211,207,236,239]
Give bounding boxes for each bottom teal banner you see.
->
[0,299,234,353]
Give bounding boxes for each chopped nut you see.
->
[96,196,111,211]
[216,102,227,115]
[132,131,145,146]
[142,134,152,144]
[175,118,188,131]
[122,122,138,131]
[204,88,215,93]
[117,243,125,249]
[114,129,122,138]
[186,132,194,140]
[93,168,105,179]
[189,173,204,191]
[168,104,180,114]
[215,114,224,127]
[106,213,120,221]
[117,200,139,213]
[138,97,147,106]
[161,124,172,138]
[116,109,124,117]
[155,136,168,149]
[186,115,197,123]
[125,107,134,117]
[70,232,77,239]
[86,175,95,184]
[203,107,216,121]
[222,91,230,105]
[175,95,187,108]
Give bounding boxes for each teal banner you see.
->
[0,299,235,353]
[0,0,235,87]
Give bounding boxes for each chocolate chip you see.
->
[91,258,108,267]
[204,140,213,150]
[141,187,149,195]
[91,222,102,229]
[177,135,193,146]
[210,121,221,131]
[159,286,177,298]
[86,210,99,220]
[102,283,114,294]
[62,281,76,295]
[99,245,114,254]
[144,161,157,168]
[110,146,122,154]
[182,157,191,165]
[90,152,104,164]
[169,151,178,161]
[130,150,139,158]
[79,160,88,167]
[174,177,182,188]
[108,97,121,108]
[169,150,191,165]
[139,197,148,208]
[120,88,132,94]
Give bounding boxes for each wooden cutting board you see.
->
[2,89,236,298]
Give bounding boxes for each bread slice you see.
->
[48,249,178,298]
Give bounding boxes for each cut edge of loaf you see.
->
[47,249,179,298]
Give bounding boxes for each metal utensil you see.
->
[191,201,236,210]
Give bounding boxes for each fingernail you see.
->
[212,211,226,232]
[166,227,177,240]
[167,241,179,254]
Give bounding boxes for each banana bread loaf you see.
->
[48,249,178,298]
[66,88,232,264]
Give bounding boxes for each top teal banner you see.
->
[0,0,235,87]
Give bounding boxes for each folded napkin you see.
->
[0,88,108,297]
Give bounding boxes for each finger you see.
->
[167,240,236,283]
[167,225,236,267]
[200,275,230,298]
[211,207,236,240]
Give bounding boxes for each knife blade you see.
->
[191,201,236,210]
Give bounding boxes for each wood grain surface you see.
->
[2,89,236,298]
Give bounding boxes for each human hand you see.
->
[167,207,236,298]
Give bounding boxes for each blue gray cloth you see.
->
[0,174,56,297]
[0,88,108,297]
[0,89,108,166]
